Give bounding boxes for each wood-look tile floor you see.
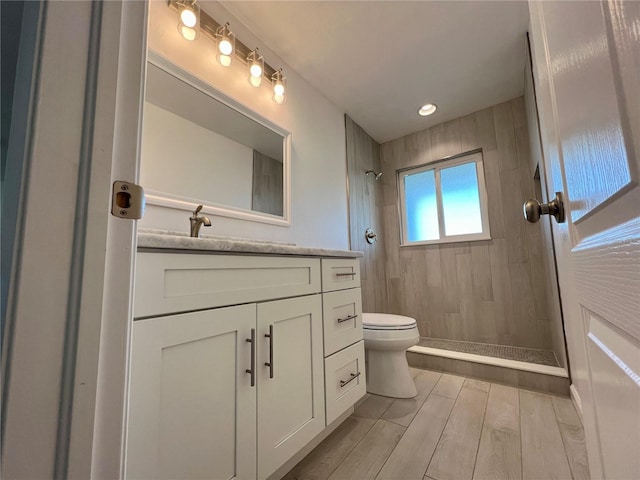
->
[283,368,590,480]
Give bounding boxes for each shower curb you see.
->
[407,347,571,396]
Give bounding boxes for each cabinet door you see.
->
[126,304,257,480]
[256,295,325,479]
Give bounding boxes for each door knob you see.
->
[523,192,566,224]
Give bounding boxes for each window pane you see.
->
[404,169,439,242]
[441,162,482,236]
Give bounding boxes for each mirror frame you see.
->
[144,51,291,226]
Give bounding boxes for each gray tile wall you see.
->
[347,98,555,350]
[345,115,387,313]
[381,97,552,349]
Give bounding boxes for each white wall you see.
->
[141,102,253,210]
[141,1,349,250]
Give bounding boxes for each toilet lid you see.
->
[362,313,417,330]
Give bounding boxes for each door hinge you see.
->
[111,181,145,219]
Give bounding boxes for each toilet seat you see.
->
[362,313,417,330]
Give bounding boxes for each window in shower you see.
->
[398,150,491,245]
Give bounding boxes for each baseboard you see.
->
[570,383,583,420]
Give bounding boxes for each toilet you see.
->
[362,313,420,398]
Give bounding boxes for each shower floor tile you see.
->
[417,337,560,367]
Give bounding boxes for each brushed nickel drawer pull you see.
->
[337,314,358,324]
[340,372,361,387]
[264,324,274,379]
[246,329,256,387]
[336,272,356,277]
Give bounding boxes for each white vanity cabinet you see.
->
[126,304,257,480]
[127,251,356,480]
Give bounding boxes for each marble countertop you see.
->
[138,229,363,258]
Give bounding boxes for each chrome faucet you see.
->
[190,204,211,237]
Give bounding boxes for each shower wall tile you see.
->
[454,242,471,255]
[501,168,529,265]
[483,149,506,239]
[475,301,498,344]
[459,113,480,152]
[345,116,387,313]
[440,246,461,315]
[489,239,515,338]
[455,252,475,341]
[470,243,494,302]
[380,140,402,208]
[527,232,550,320]
[382,205,401,280]
[430,123,448,160]
[443,119,462,157]
[441,313,461,340]
[378,98,552,349]
[509,262,538,346]
[387,277,402,315]
[425,247,442,288]
[476,107,497,151]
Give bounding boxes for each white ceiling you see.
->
[219,1,530,144]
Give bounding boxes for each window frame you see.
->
[397,149,491,246]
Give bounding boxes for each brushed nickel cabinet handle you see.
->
[337,314,358,324]
[336,272,356,277]
[264,324,274,379]
[245,329,255,387]
[340,372,361,387]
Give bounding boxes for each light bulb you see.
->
[179,25,197,41]
[219,38,233,56]
[249,61,262,87]
[219,54,232,67]
[271,69,286,103]
[250,63,262,78]
[180,8,197,28]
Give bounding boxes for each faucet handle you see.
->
[193,204,204,216]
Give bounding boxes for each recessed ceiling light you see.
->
[418,104,437,116]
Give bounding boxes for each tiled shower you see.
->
[346,96,568,390]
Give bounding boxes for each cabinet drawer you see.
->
[135,252,321,317]
[324,341,366,425]
[322,288,363,356]
[321,258,361,292]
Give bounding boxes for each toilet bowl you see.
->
[362,313,420,398]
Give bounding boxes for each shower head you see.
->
[365,170,383,180]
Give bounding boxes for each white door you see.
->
[528,1,640,478]
[1,2,147,479]
[256,295,325,480]
[126,304,257,480]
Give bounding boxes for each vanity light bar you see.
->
[167,0,279,84]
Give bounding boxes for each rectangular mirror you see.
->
[141,53,291,225]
